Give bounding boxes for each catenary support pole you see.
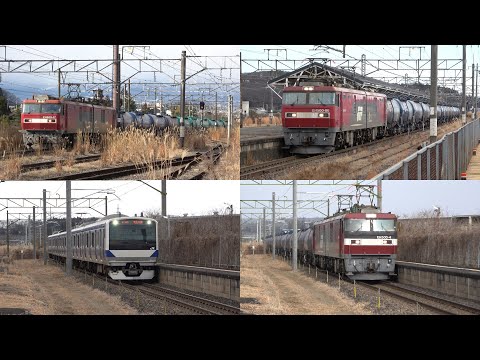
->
[430,45,438,143]
[292,180,298,271]
[66,181,72,275]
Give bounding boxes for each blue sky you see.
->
[0,45,240,105]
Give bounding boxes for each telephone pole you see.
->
[292,180,298,271]
[272,192,276,260]
[180,50,186,148]
[462,45,467,125]
[430,45,438,143]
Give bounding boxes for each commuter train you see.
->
[47,216,159,280]
[282,85,461,154]
[20,94,227,148]
[264,207,398,280]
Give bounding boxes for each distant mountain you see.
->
[241,70,286,112]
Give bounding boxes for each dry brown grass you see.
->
[1,156,22,179]
[0,120,23,152]
[154,215,240,267]
[205,126,240,179]
[100,128,185,166]
[73,130,95,155]
[243,116,282,127]
[398,211,480,268]
[0,260,138,314]
[241,254,369,315]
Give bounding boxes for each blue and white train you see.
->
[48,216,159,280]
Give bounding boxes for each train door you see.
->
[100,228,104,261]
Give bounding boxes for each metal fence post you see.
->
[403,162,408,179]
[436,144,440,179]
[417,153,422,179]
[426,148,431,180]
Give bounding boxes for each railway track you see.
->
[63,263,237,315]
[44,145,222,180]
[20,154,101,173]
[358,281,480,315]
[241,121,459,179]
[139,283,239,315]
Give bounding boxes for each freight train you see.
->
[20,95,227,148]
[48,215,159,280]
[264,207,398,280]
[281,85,461,154]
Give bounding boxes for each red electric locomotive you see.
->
[20,94,116,148]
[282,85,387,154]
[266,207,398,280]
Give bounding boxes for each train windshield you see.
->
[344,219,396,236]
[109,219,156,250]
[282,92,336,105]
[23,103,62,114]
[283,92,307,105]
[309,92,336,105]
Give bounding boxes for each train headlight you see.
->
[113,220,118,226]
[147,220,152,225]
[286,113,297,118]
[388,259,392,263]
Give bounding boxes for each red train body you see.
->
[20,95,116,148]
[282,85,387,154]
[266,209,398,280]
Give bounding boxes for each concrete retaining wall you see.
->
[241,137,285,165]
[397,261,480,301]
[158,264,240,301]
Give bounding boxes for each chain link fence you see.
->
[375,119,480,179]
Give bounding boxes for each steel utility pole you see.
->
[43,189,47,265]
[57,70,61,98]
[476,64,478,120]
[180,50,186,148]
[113,45,120,116]
[272,192,276,260]
[6,210,9,258]
[128,79,131,112]
[462,45,467,125]
[292,180,298,271]
[239,51,243,128]
[473,63,475,120]
[227,95,232,146]
[26,215,30,246]
[33,206,36,260]
[377,179,382,211]
[430,45,438,143]
[162,180,167,217]
[215,92,218,121]
[263,207,266,255]
[66,181,72,275]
